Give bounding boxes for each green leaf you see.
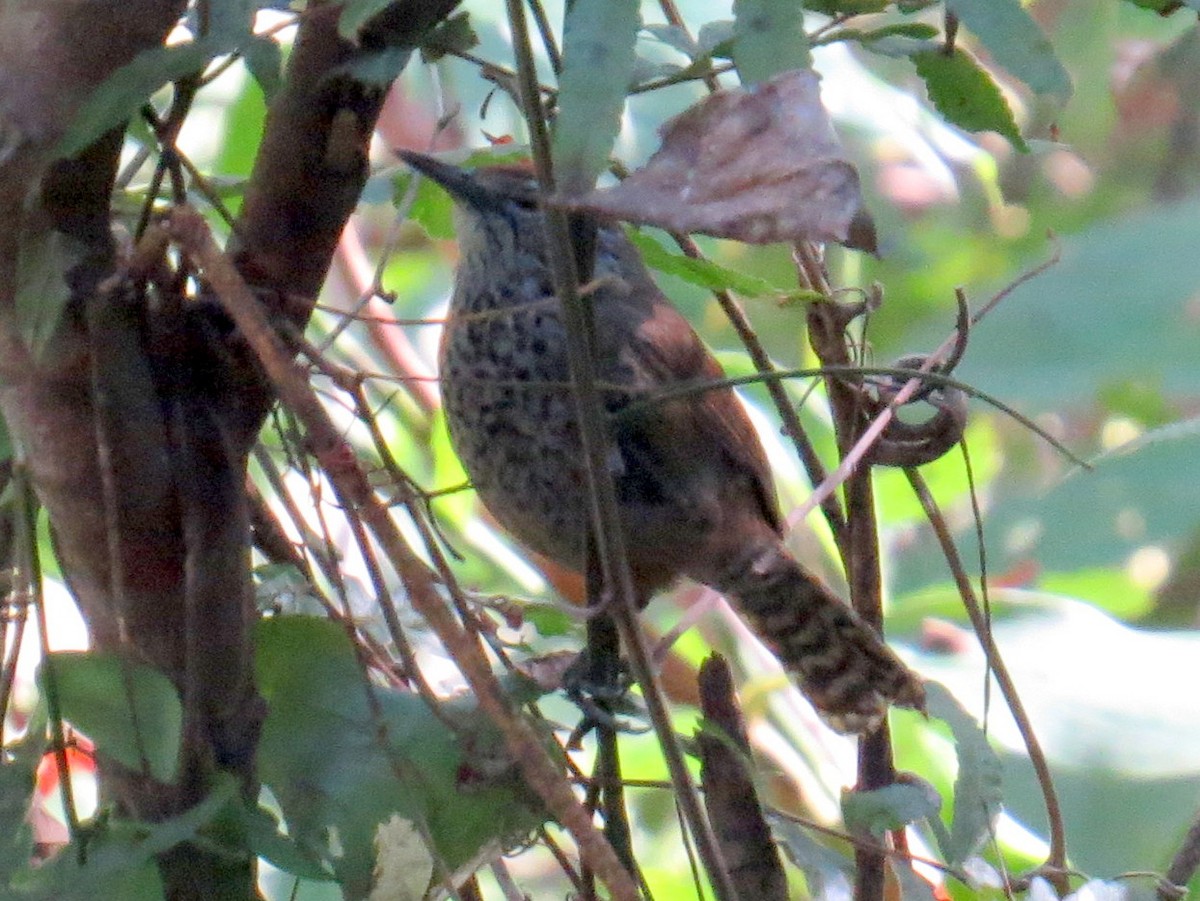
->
[14,842,166,901]
[552,0,641,193]
[57,36,240,158]
[211,68,266,187]
[768,812,853,896]
[925,682,1003,866]
[334,47,414,86]
[913,48,1028,151]
[0,755,36,885]
[524,603,573,638]
[0,412,12,460]
[395,173,456,240]
[931,198,1200,409]
[909,593,1200,876]
[1039,567,1154,621]
[1097,376,1177,428]
[627,230,782,297]
[1006,418,1200,572]
[696,20,735,58]
[419,11,479,64]
[242,35,283,100]
[135,775,240,856]
[255,616,547,899]
[1124,0,1200,11]
[202,0,256,41]
[892,202,1200,586]
[240,805,335,882]
[841,780,942,837]
[817,22,940,47]
[945,0,1072,101]
[891,860,938,901]
[642,24,700,59]
[804,0,889,13]
[38,652,182,783]
[13,780,237,901]
[338,0,392,39]
[732,0,811,83]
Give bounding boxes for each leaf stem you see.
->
[904,468,1069,896]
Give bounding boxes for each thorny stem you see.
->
[505,2,739,898]
[904,469,1069,896]
[167,205,642,901]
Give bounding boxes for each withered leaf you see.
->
[557,68,877,252]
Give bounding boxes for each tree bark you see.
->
[0,1,457,897]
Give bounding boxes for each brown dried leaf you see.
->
[558,68,876,251]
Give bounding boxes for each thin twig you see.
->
[684,235,849,556]
[505,1,740,897]
[1160,818,1200,901]
[804,281,893,901]
[536,824,585,893]
[525,0,562,74]
[770,806,972,884]
[656,0,721,93]
[270,422,466,901]
[0,475,28,746]
[347,382,467,714]
[697,653,789,900]
[629,61,737,95]
[614,364,1088,470]
[904,469,1068,896]
[328,221,439,415]
[251,447,411,684]
[17,468,84,861]
[972,239,1062,327]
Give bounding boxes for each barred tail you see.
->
[704,538,925,734]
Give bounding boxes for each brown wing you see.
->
[593,232,782,537]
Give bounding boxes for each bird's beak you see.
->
[397,150,497,212]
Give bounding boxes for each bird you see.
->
[399,150,925,734]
